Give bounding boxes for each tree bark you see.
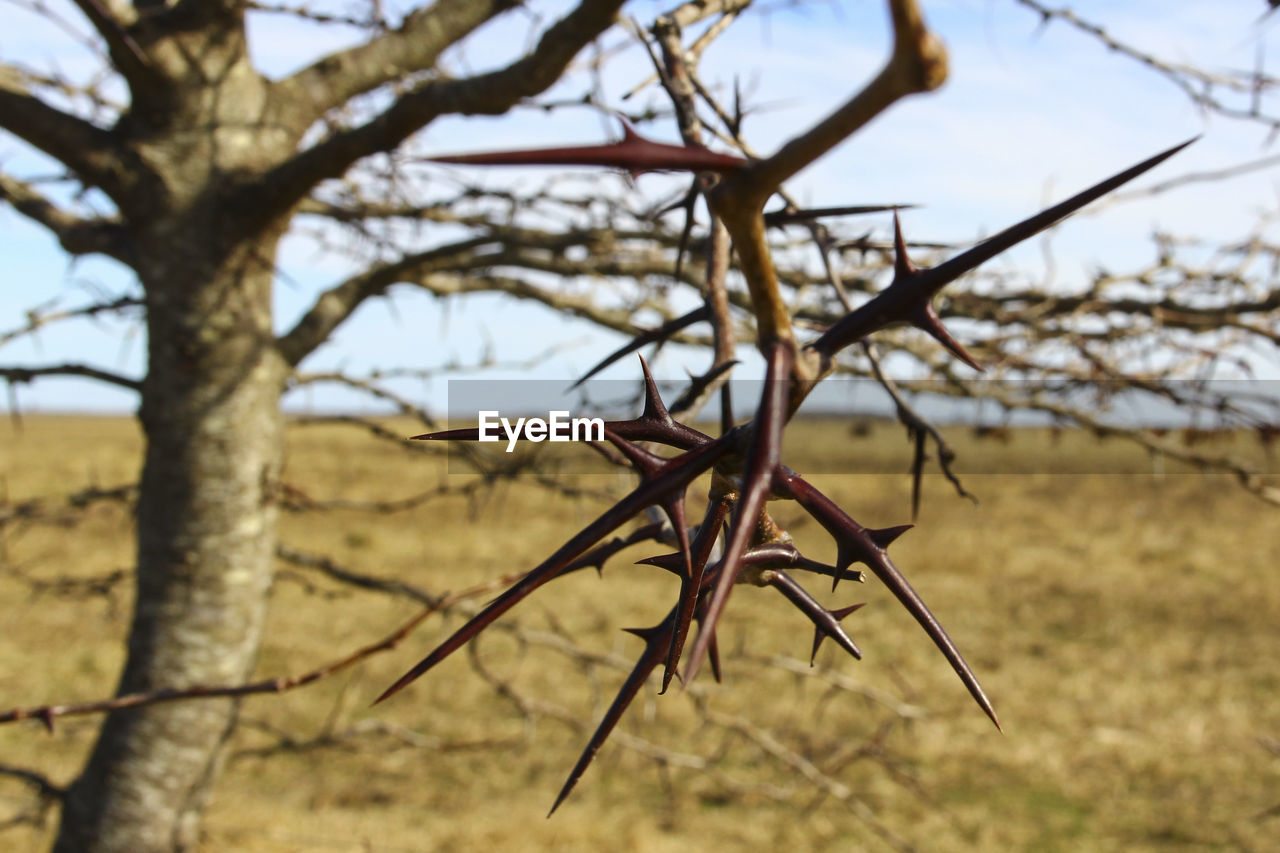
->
[54,231,287,852]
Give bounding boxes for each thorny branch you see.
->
[361,0,1273,818]
[2,0,1278,836]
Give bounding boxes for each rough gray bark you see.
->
[0,2,627,849]
[55,240,287,853]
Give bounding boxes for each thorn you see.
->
[910,303,983,372]
[410,426,482,441]
[811,603,867,665]
[892,211,916,278]
[635,552,686,576]
[812,138,1197,361]
[374,435,730,705]
[637,355,672,424]
[569,307,710,390]
[867,524,912,549]
[549,616,673,815]
[779,469,1001,730]
[684,343,793,686]
[911,427,926,522]
[425,122,747,175]
[767,570,864,664]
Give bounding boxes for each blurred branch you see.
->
[0,172,128,261]
[277,1,515,125]
[0,295,140,349]
[261,0,628,223]
[0,569,521,730]
[0,363,140,392]
[1013,0,1280,128]
[0,63,144,204]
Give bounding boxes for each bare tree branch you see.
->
[66,0,153,88]
[259,0,627,223]
[0,64,140,203]
[277,0,518,123]
[0,171,128,260]
[276,235,497,365]
[0,568,521,730]
[0,363,140,391]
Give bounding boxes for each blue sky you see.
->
[2,1,1278,413]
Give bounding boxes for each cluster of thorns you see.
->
[370,15,1191,811]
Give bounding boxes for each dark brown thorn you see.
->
[374,437,730,705]
[893,211,916,278]
[867,524,912,549]
[763,204,919,227]
[739,542,864,585]
[909,304,983,372]
[548,613,675,816]
[669,360,738,417]
[426,120,748,175]
[779,471,1001,730]
[707,634,723,682]
[673,177,701,284]
[865,547,1001,731]
[601,431,698,577]
[767,570,864,663]
[685,343,794,686]
[410,426,482,441]
[810,139,1196,360]
[691,579,723,683]
[635,552,685,575]
[570,307,710,389]
[811,604,868,665]
[556,521,667,579]
[637,355,673,425]
[925,137,1197,293]
[602,359,713,450]
[660,494,731,692]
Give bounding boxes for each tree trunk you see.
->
[55,233,286,852]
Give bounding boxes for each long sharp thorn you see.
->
[411,426,482,441]
[764,204,920,227]
[784,472,1000,730]
[599,357,715,450]
[427,120,747,175]
[707,633,722,682]
[685,343,793,686]
[570,307,710,389]
[661,495,730,692]
[548,616,674,816]
[673,178,700,284]
[604,423,694,581]
[911,428,926,522]
[374,437,729,705]
[926,137,1198,293]
[768,570,865,663]
[893,211,916,278]
[812,139,1196,359]
[868,524,913,549]
[866,547,1001,731]
[555,521,667,580]
[810,603,868,665]
[910,303,983,371]
[637,354,672,424]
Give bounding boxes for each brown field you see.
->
[1,416,1277,852]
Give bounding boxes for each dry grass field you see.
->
[1,415,1277,851]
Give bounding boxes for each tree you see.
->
[0,1,1276,851]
